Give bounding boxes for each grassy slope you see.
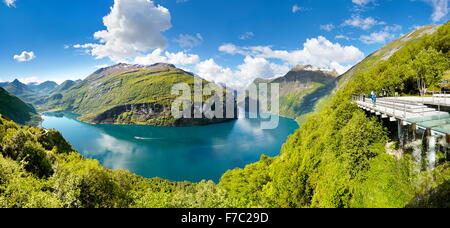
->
[338,24,440,90]
[51,80,77,94]
[296,25,442,124]
[0,88,41,126]
[219,23,450,208]
[0,24,448,208]
[279,82,325,119]
[251,67,338,124]
[44,65,225,126]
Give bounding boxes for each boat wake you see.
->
[134,136,164,140]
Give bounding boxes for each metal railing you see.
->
[351,93,440,120]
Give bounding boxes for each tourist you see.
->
[371,91,377,106]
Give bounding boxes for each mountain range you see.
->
[2,62,340,127]
[0,79,82,106]
[41,63,237,126]
[0,22,448,208]
[0,24,443,128]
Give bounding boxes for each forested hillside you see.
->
[220,22,450,208]
[0,115,240,208]
[43,63,237,127]
[250,65,338,124]
[342,24,449,95]
[0,23,449,208]
[0,88,41,126]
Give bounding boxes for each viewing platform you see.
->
[353,95,450,136]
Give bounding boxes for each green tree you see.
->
[52,153,131,208]
[412,47,449,94]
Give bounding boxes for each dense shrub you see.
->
[0,23,448,208]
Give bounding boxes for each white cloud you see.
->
[219,43,249,55]
[165,51,200,65]
[352,0,374,6]
[239,32,255,40]
[342,15,385,30]
[359,25,402,44]
[320,24,335,31]
[292,4,305,13]
[384,24,403,32]
[174,33,203,48]
[236,56,289,82]
[422,0,449,22]
[360,31,393,44]
[76,0,172,62]
[95,64,109,69]
[134,49,200,66]
[72,43,98,55]
[195,57,289,89]
[218,36,365,74]
[3,0,15,7]
[13,51,36,62]
[207,37,366,89]
[195,59,234,85]
[73,43,96,49]
[336,35,351,40]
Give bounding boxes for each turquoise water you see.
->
[41,113,298,182]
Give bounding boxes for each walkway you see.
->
[353,95,450,135]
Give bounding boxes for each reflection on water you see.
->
[41,112,299,182]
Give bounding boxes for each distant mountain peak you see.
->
[12,79,22,84]
[10,79,28,88]
[40,81,59,86]
[112,62,176,70]
[291,64,339,76]
[83,62,198,88]
[252,64,339,86]
[292,64,314,71]
[93,62,178,76]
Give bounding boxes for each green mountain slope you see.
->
[1,79,34,102]
[249,65,338,123]
[27,81,58,95]
[220,22,450,208]
[297,24,447,123]
[0,23,448,208]
[0,87,41,125]
[44,63,237,126]
[338,24,443,91]
[51,80,79,94]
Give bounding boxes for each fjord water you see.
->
[42,113,298,182]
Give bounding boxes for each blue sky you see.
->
[0,0,448,88]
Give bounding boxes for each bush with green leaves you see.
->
[0,23,449,208]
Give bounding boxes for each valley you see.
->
[1,63,238,127]
[40,112,298,182]
[0,0,448,209]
